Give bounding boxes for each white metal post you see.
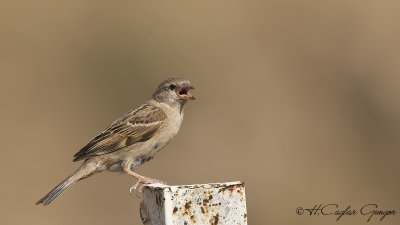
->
[140,181,247,225]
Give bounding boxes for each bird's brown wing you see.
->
[73,104,167,162]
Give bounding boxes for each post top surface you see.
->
[145,181,244,190]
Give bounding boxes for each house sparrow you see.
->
[36,78,195,205]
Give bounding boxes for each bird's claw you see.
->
[129,180,143,195]
[129,178,167,197]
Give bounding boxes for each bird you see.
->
[36,78,195,205]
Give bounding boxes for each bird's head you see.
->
[152,78,195,106]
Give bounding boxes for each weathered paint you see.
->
[140,181,247,225]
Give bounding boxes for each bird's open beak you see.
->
[177,84,195,101]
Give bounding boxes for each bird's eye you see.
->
[169,84,176,90]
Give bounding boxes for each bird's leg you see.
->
[126,170,167,186]
[123,164,166,196]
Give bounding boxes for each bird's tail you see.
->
[36,163,93,205]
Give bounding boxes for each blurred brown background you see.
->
[1,1,399,225]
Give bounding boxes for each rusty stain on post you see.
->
[140,181,247,225]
